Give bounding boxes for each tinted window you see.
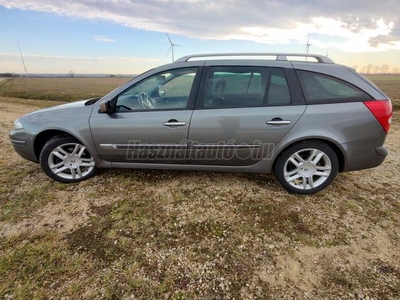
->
[116,67,197,111]
[203,66,268,108]
[296,70,371,104]
[267,68,291,105]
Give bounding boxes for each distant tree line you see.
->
[0,73,20,77]
[0,73,131,78]
[353,64,400,75]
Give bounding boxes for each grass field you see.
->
[0,75,398,110]
[0,77,131,102]
[367,75,400,81]
[0,76,399,299]
[367,75,400,109]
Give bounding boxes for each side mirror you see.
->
[99,99,116,114]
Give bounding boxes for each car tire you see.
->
[274,141,339,194]
[39,135,97,183]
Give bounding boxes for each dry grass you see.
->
[0,77,399,299]
[0,77,131,102]
[367,75,400,109]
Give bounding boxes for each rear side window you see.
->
[203,66,268,108]
[296,70,371,104]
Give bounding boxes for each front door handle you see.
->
[163,119,186,127]
[266,118,291,126]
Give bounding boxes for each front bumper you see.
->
[9,129,38,163]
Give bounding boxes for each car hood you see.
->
[19,99,96,135]
[25,99,91,116]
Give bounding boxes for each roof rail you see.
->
[175,53,335,64]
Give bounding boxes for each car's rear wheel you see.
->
[274,141,338,194]
[39,136,96,183]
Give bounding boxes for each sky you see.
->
[1,0,400,75]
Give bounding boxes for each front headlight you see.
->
[14,119,24,130]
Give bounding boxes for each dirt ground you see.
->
[1,98,399,299]
[0,99,96,236]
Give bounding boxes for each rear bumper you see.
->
[341,136,388,172]
[375,145,388,157]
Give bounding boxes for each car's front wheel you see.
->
[39,136,97,183]
[274,141,339,194]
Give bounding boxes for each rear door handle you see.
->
[266,118,291,126]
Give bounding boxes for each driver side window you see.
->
[116,67,198,111]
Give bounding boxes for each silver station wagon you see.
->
[10,53,392,194]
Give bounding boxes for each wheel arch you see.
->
[34,130,81,160]
[272,138,346,173]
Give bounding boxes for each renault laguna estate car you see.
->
[9,53,392,194]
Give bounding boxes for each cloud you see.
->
[94,35,115,43]
[1,0,400,52]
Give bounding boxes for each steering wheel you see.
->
[138,92,155,109]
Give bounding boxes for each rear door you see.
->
[188,65,306,166]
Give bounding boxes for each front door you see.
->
[90,67,199,163]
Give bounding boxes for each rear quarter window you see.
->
[296,70,371,104]
[266,68,291,105]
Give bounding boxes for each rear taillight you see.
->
[364,100,392,133]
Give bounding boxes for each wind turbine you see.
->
[305,34,311,61]
[166,32,181,62]
[17,40,28,75]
